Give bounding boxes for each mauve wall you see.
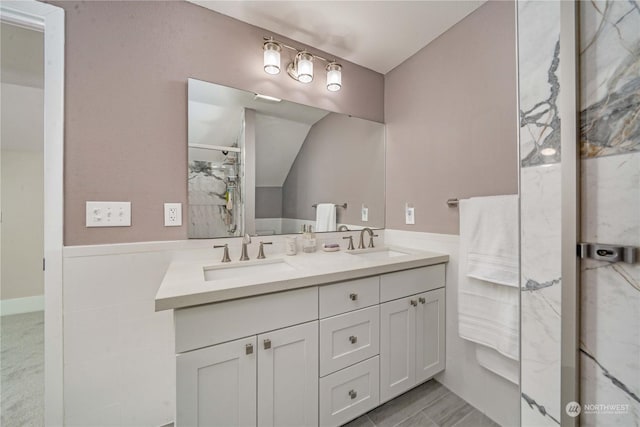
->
[384,0,518,235]
[283,113,385,227]
[52,0,384,246]
[255,187,283,218]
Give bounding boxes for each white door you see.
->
[415,288,446,383]
[258,321,318,427]
[176,336,257,427]
[380,296,416,402]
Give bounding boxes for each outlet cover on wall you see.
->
[405,203,415,225]
[164,203,182,227]
[361,205,369,222]
[86,201,131,227]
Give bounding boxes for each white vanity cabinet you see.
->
[379,266,446,403]
[174,287,319,427]
[170,259,447,427]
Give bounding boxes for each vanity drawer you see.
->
[319,276,379,318]
[175,287,318,353]
[320,356,380,427]
[380,265,445,302]
[320,306,379,376]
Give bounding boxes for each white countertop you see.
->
[155,246,449,311]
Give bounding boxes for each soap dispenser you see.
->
[303,225,317,253]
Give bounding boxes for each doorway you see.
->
[0,2,64,425]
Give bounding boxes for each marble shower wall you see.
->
[579,1,640,425]
[518,1,562,425]
[519,0,640,425]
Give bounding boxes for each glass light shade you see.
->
[263,42,281,75]
[326,63,342,92]
[297,52,313,83]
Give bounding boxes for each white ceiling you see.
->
[190,0,485,74]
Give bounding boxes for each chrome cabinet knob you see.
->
[349,335,358,344]
[263,339,271,350]
[419,297,426,304]
[410,299,418,307]
[348,389,357,399]
[349,293,358,301]
[245,343,253,355]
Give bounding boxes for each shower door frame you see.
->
[559,1,580,426]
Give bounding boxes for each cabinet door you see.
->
[380,297,416,403]
[258,321,319,427]
[415,288,446,383]
[177,336,257,427]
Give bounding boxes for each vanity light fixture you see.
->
[541,147,557,156]
[262,36,342,92]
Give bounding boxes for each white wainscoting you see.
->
[62,231,369,426]
[384,229,520,427]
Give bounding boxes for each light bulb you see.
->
[263,41,281,75]
[297,52,313,83]
[326,63,342,92]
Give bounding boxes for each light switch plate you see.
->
[86,201,131,227]
[405,204,415,225]
[164,203,182,226]
[361,205,369,222]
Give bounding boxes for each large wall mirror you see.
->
[187,78,385,238]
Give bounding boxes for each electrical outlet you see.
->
[86,201,131,227]
[405,204,415,225]
[164,203,182,226]
[361,205,369,222]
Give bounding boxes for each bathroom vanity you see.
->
[156,245,448,427]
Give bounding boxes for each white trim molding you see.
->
[1,2,66,425]
[0,295,45,316]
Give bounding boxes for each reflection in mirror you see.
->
[187,78,385,238]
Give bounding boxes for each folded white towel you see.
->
[458,195,519,361]
[315,203,336,232]
[475,344,519,385]
[464,195,519,287]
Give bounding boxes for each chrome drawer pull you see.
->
[349,335,358,344]
[245,343,253,355]
[419,297,426,304]
[349,293,358,301]
[263,339,271,350]
[410,299,418,307]
[348,389,357,399]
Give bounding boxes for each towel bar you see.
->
[447,199,459,207]
[312,203,347,209]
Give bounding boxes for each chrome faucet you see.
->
[213,244,231,263]
[358,228,378,249]
[240,234,252,261]
[257,241,273,259]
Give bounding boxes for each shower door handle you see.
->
[577,243,637,264]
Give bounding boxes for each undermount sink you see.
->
[346,247,410,261]
[204,259,296,281]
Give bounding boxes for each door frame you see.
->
[0,1,65,425]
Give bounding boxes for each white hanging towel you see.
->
[458,195,519,362]
[315,203,336,232]
[465,195,519,287]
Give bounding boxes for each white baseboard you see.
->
[1,295,44,316]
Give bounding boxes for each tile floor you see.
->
[346,380,499,427]
[1,311,44,427]
[1,312,500,427]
